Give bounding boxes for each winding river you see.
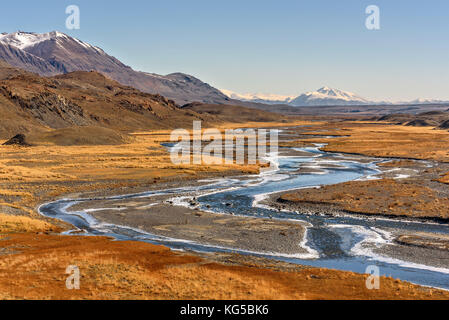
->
[38,139,449,290]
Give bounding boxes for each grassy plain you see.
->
[1,119,449,300]
[0,220,446,300]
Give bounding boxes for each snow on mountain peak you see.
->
[289,87,370,106]
[317,86,331,93]
[220,89,295,104]
[220,87,372,106]
[0,31,61,49]
[0,31,103,53]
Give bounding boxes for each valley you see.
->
[0,31,448,301]
[1,114,449,298]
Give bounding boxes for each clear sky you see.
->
[0,0,448,101]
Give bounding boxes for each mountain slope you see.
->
[0,31,229,105]
[0,61,219,141]
[0,41,59,76]
[182,102,288,123]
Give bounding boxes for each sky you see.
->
[0,0,448,101]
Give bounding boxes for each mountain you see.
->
[401,98,449,105]
[288,87,370,107]
[221,87,371,107]
[220,89,295,105]
[223,86,449,108]
[0,31,230,105]
[0,61,222,141]
[0,41,59,75]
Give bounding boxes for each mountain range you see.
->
[219,89,295,105]
[1,31,447,109]
[221,87,449,107]
[221,87,372,106]
[0,31,230,105]
[0,58,285,143]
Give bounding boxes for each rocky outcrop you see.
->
[2,134,30,146]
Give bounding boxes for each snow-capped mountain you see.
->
[222,86,449,107]
[289,87,371,106]
[0,31,102,51]
[221,87,372,106]
[220,89,295,105]
[0,31,229,105]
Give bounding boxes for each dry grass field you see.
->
[0,217,446,300]
[280,179,449,219]
[1,119,449,300]
[280,121,449,220]
[301,122,449,162]
[1,123,292,214]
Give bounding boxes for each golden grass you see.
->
[281,179,449,219]
[0,129,269,214]
[0,214,58,234]
[0,129,272,183]
[0,233,446,300]
[302,122,449,162]
[378,160,418,168]
[0,120,316,213]
[1,119,447,300]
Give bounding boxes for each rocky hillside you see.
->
[0,61,218,141]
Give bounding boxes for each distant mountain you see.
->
[223,86,449,107]
[0,31,230,105]
[221,86,371,107]
[288,87,371,106]
[220,89,295,105]
[401,98,449,105]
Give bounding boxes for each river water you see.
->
[38,141,449,290]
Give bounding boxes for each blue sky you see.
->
[0,0,448,101]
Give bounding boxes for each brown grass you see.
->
[378,160,418,168]
[439,173,449,184]
[0,232,446,300]
[1,119,447,299]
[281,179,449,219]
[0,129,268,211]
[300,122,449,162]
[0,214,59,234]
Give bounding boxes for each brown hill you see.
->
[182,102,288,123]
[27,126,132,146]
[439,120,449,129]
[377,111,449,129]
[0,62,219,143]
